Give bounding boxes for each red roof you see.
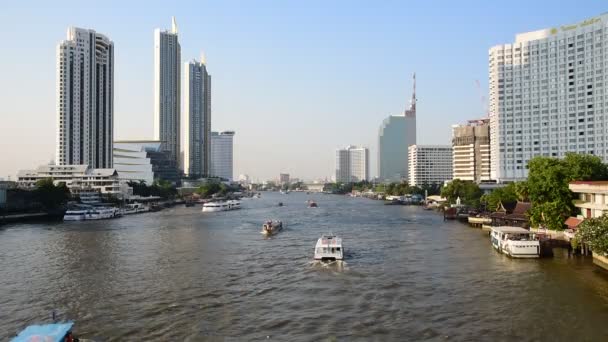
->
[564,217,583,228]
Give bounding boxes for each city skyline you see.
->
[1,1,607,181]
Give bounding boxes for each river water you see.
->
[2,192,608,341]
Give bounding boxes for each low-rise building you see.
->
[569,181,608,218]
[17,164,121,196]
[408,145,453,186]
[113,140,182,185]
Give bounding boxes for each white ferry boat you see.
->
[121,202,150,215]
[314,234,344,261]
[63,207,120,221]
[202,200,241,212]
[262,220,283,235]
[490,226,540,258]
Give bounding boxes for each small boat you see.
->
[202,200,241,212]
[185,201,195,207]
[11,321,92,342]
[307,200,318,208]
[262,220,283,235]
[314,234,343,261]
[490,226,540,258]
[278,202,284,207]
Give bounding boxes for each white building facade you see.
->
[490,13,608,181]
[113,141,163,185]
[154,17,181,166]
[210,131,235,181]
[408,145,453,186]
[17,165,120,195]
[335,146,369,183]
[452,119,491,182]
[183,58,211,177]
[56,27,114,168]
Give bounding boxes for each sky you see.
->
[1,0,607,182]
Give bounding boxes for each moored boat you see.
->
[490,226,540,258]
[63,207,119,221]
[202,200,241,212]
[11,321,93,342]
[262,220,283,235]
[314,234,344,261]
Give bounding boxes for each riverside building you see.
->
[489,13,608,181]
[408,145,453,186]
[154,17,181,166]
[113,140,182,185]
[17,165,120,195]
[335,146,369,183]
[451,119,491,183]
[183,57,211,177]
[210,131,235,181]
[377,74,417,181]
[56,27,114,168]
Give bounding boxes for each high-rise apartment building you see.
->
[279,173,290,184]
[210,131,235,181]
[378,74,417,181]
[56,27,114,168]
[408,145,453,186]
[154,17,181,166]
[335,146,369,183]
[452,119,491,183]
[489,14,608,181]
[183,57,211,177]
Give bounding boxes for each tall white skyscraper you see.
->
[210,131,235,181]
[154,17,181,166]
[335,146,369,183]
[489,14,608,181]
[56,27,114,168]
[183,57,211,177]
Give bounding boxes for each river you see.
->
[2,192,608,341]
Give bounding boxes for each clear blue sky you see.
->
[0,0,606,181]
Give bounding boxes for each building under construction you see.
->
[451,118,491,183]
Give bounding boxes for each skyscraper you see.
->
[154,17,181,166]
[56,27,114,168]
[183,56,211,177]
[377,74,417,181]
[335,146,369,183]
[489,13,608,181]
[210,131,235,181]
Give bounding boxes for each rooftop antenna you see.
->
[405,73,416,117]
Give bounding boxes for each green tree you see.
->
[514,181,529,202]
[441,179,482,207]
[34,178,70,210]
[480,183,518,211]
[574,215,608,255]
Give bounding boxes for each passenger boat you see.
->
[262,220,283,235]
[202,200,241,212]
[121,202,149,215]
[11,321,92,342]
[63,207,119,221]
[314,234,344,261]
[490,226,540,258]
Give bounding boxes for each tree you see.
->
[441,179,482,207]
[34,178,70,210]
[574,215,608,255]
[514,181,529,202]
[480,183,518,211]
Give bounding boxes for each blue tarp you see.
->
[11,322,74,342]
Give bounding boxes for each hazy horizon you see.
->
[1,1,605,182]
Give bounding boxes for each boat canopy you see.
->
[491,226,533,234]
[11,322,74,342]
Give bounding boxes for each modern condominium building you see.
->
[451,119,491,183]
[154,17,181,166]
[56,27,114,168]
[335,146,369,183]
[183,57,211,177]
[489,13,608,181]
[210,131,235,181]
[408,145,453,186]
[378,74,417,181]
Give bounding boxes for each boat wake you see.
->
[310,259,348,272]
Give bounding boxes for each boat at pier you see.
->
[11,321,93,342]
[314,234,344,261]
[121,202,149,215]
[262,220,283,235]
[490,226,540,258]
[202,200,241,212]
[63,207,120,221]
